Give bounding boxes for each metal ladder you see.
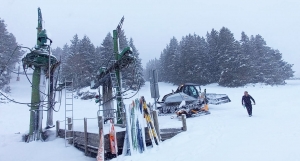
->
[64,79,74,147]
[110,71,124,100]
[109,71,126,124]
[110,72,119,88]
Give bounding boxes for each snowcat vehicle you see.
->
[157,83,231,114]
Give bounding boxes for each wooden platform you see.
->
[56,113,187,160]
[57,127,183,158]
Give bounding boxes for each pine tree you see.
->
[144,58,160,81]
[59,44,70,82]
[177,35,195,84]
[206,29,219,83]
[77,35,96,87]
[217,27,241,86]
[194,36,209,85]
[98,33,114,69]
[59,34,98,88]
[0,19,24,90]
[51,47,63,59]
[128,38,145,89]
[59,35,79,86]
[118,29,128,51]
[153,27,294,87]
[159,49,168,82]
[165,37,179,83]
[250,35,294,85]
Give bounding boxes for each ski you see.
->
[130,101,138,152]
[109,119,118,156]
[134,99,145,153]
[122,105,132,156]
[96,128,104,161]
[136,98,147,152]
[141,96,159,146]
[136,118,145,153]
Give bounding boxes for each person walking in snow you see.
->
[242,91,255,117]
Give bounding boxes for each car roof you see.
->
[181,83,200,86]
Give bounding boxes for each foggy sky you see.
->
[0,0,299,76]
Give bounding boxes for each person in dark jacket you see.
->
[242,91,255,117]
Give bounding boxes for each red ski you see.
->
[109,119,118,155]
[96,129,104,161]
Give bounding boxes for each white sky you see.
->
[0,0,299,76]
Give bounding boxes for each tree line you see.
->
[0,17,295,91]
[145,27,294,87]
[0,19,24,91]
[52,30,144,90]
[0,17,144,92]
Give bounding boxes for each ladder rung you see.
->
[65,122,73,125]
[66,110,73,112]
[65,129,73,131]
[65,104,73,105]
[65,98,73,99]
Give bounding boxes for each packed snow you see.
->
[1,73,300,161]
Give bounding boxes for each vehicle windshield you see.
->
[183,85,199,98]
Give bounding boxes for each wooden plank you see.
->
[84,118,88,156]
[152,110,161,141]
[181,114,187,131]
[160,128,182,133]
[122,112,126,127]
[87,133,99,147]
[56,121,60,137]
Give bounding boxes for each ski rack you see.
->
[64,79,74,147]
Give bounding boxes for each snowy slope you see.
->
[1,73,300,161]
[113,81,300,161]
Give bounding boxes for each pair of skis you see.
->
[141,96,160,146]
[131,99,146,153]
[97,119,118,161]
[123,98,147,156]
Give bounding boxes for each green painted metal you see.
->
[90,17,135,125]
[29,67,41,135]
[36,7,50,49]
[36,7,43,45]
[22,50,57,67]
[113,29,123,124]
[22,7,58,141]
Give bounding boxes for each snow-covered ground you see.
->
[1,73,300,161]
